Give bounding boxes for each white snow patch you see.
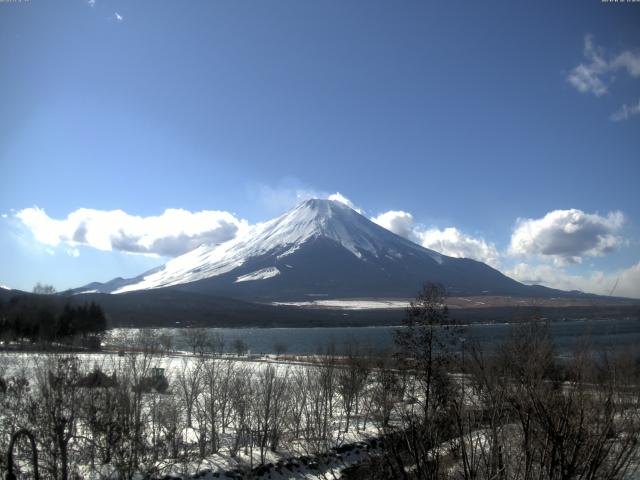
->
[235,267,280,283]
[0,284,10,290]
[273,299,410,310]
[430,252,444,264]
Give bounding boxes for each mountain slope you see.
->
[79,199,568,301]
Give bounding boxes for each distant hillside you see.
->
[61,290,640,328]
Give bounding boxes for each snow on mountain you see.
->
[77,199,563,301]
[0,284,10,290]
[112,199,444,294]
[235,267,281,283]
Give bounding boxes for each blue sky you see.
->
[0,0,639,297]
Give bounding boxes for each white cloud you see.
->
[253,183,319,214]
[327,192,362,213]
[114,12,123,22]
[568,35,640,96]
[507,262,640,299]
[509,209,624,264]
[327,192,353,207]
[374,205,633,296]
[611,50,640,77]
[372,210,500,267]
[87,0,96,7]
[253,181,363,214]
[418,228,501,268]
[371,210,416,240]
[610,262,640,298]
[568,35,610,96]
[16,207,249,258]
[568,35,640,120]
[610,99,640,122]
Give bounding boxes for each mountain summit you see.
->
[79,199,560,300]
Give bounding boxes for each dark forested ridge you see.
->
[0,291,106,345]
[68,289,640,328]
[1,287,638,330]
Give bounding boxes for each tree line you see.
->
[0,290,107,346]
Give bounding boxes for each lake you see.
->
[108,317,640,355]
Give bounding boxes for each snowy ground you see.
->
[0,350,385,480]
[271,299,410,310]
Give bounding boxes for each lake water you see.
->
[109,317,640,355]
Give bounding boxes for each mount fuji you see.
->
[75,199,567,301]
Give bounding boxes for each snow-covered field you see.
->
[0,350,386,479]
[3,343,637,479]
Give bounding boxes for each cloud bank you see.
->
[16,207,249,257]
[372,210,500,267]
[418,228,501,268]
[372,206,636,297]
[371,210,416,240]
[507,261,640,299]
[508,209,624,264]
[504,208,637,297]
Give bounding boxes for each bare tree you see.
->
[288,368,309,442]
[199,358,236,454]
[337,345,369,433]
[33,283,56,295]
[232,338,249,356]
[449,321,640,480]
[110,350,157,479]
[229,368,252,458]
[273,342,288,357]
[176,357,203,428]
[207,332,225,355]
[33,355,83,480]
[303,361,342,454]
[252,364,291,464]
[390,282,458,479]
[180,327,211,355]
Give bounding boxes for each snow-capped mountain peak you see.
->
[113,199,430,293]
[253,198,416,259]
[113,198,438,293]
[77,198,535,300]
